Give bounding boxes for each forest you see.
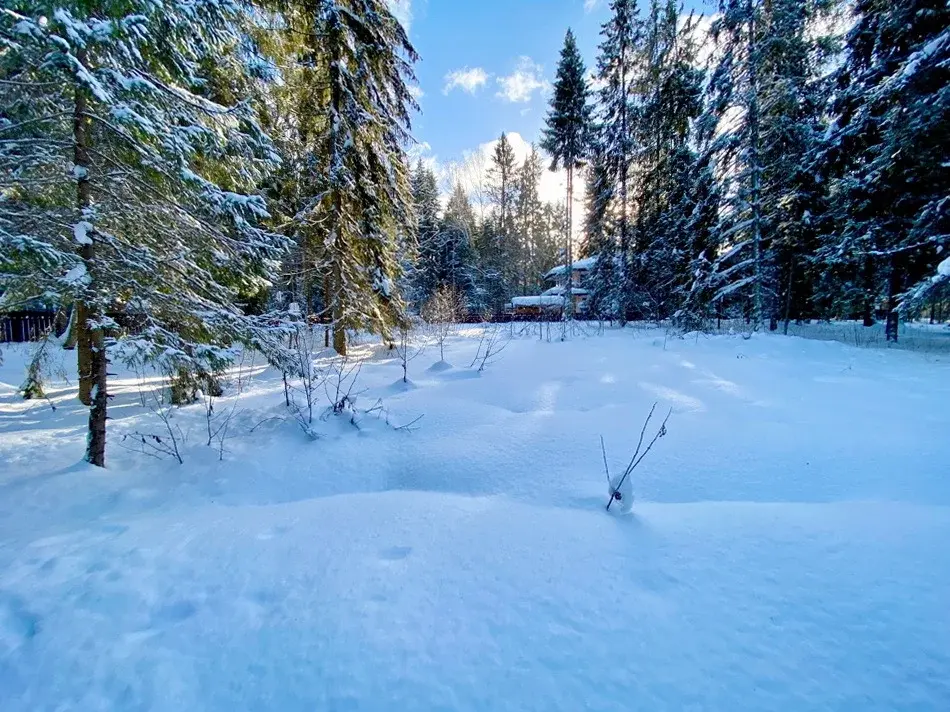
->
[1,0,948,466]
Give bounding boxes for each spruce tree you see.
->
[408,161,442,306]
[698,0,767,326]
[514,146,545,294]
[0,0,285,466]
[285,0,418,355]
[584,144,620,321]
[594,0,643,324]
[633,2,704,321]
[541,29,593,323]
[488,133,518,238]
[480,132,519,310]
[822,0,949,340]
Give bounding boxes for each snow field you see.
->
[1,325,949,711]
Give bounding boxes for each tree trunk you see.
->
[76,300,93,404]
[782,255,795,336]
[73,51,107,466]
[862,257,876,326]
[747,0,764,329]
[331,259,347,356]
[564,166,574,326]
[618,38,629,329]
[87,321,108,466]
[885,256,900,343]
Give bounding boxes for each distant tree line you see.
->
[544,0,948,337]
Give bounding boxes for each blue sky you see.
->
[394,0,714,172]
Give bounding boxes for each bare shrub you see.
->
[421,286,464,361]
[393,317,429,383]
[203,351,254,460]
[286,322,326,438]
[323,354,365,422]
[122,371,187,463]
[469,323,509,372]
[600,403,672,512]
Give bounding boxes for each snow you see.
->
[937,255,950,278]
[61,264,87,285]
[544,255,598,279]
[541,285,589,296]
[72,221,93,245]
[1,326,949,711]
[510,295,565,307]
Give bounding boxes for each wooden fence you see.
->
[0,311,58,343]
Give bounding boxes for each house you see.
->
[509,256,596,318]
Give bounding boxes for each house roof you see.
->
[544,255,598,280]
[541,285,589,297]
[510,295,566,308]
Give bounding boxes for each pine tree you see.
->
[514,146,545,294]
[699,0,768,326]
[583,144,620,320]
[480,132,519,310]
[0,0,285,466]
[541,29,593,323]
[408,161,442,305]
[487,133,518,238]
[285,0,419,355]
[594,0,643,324]
[633,2,705,322]
[822,0,949,340]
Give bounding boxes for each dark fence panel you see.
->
[0,311,57,343]
[1,310,147,343]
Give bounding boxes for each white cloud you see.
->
[408,141,440,174]
[443,67,490,95]
[442,132,588,243]
[443,132,586,239]
[386,0,412,31]
[408,84,424,101]
[584,0,600,12]
[496,57,550,103]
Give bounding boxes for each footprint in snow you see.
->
[150,600,197,625]
[0,592,40,653]
[256,524,291,541]
[378,546,412,561]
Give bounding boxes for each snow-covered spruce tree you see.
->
[754,0,837,332]
[479,132,519,312]
[696,0,839,329]
[437,182,478,300]
[594,0,643,325]
[279,0,418,356]
[696,0,768,327]
[0,1,285,466]
[488,132,518,240]
[822,0,949,340]
[407,161,441,307]
[514,145,545,295]
[541,29,593,324]
[583,143,620,321]
[632,2,705,322]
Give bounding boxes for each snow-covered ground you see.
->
[1,325,949,711]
